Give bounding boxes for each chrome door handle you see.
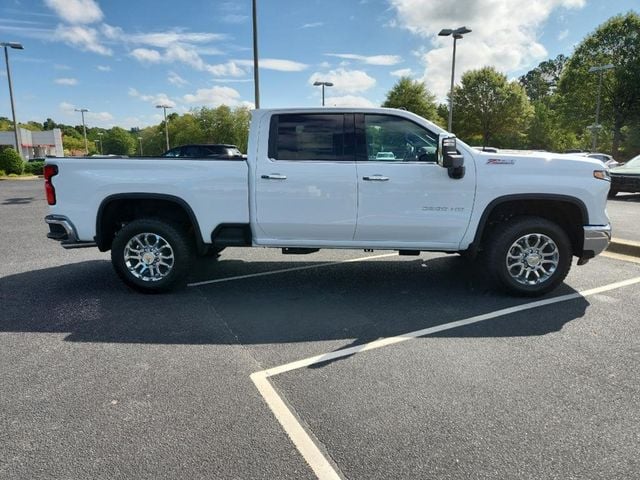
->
[261,174,287,180]
[363,175,389,181]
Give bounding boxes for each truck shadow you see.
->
[2,197,34,205]
[0,256,589,350]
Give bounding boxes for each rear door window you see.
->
[269,113,353,161]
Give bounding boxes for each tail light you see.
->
[44,164,58,205]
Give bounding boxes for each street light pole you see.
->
[156,104,172,151]
[138,136,143,156]
[438,27,472,133]
[1,42,24,158]
[74,108,89,155]
[313,81,334,106]
[97,132,103,154]
[252,0,260,108]
[588,63,614,152]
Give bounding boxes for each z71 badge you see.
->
[487,158,515,165]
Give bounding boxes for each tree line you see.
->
[1,12,638,160]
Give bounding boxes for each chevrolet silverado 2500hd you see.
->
[44,108,611,295]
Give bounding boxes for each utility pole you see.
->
[313,81,334,106]
[438,27,472,132]
[1,42,24,158]
[138,136,143,156]
[155,104,172,151]
[252,0,260,108]
[74,108,89,155]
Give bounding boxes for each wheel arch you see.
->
[96,193,207,254]
[468,194,589,258]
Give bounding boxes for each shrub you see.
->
[0,148,25,175]
[0,170,6,177]
[24,161,45,175]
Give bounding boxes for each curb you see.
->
[607,238,640,258]
[0,175,41,181]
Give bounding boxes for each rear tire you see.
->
[485,216,572,297]
[111,219,194,293]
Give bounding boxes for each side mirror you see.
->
[437,134,464,169]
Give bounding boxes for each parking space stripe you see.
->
[251,372,343,480]
[251,275,640,480]
[187,253,397,287]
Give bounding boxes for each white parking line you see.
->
[251,275,640,480]
[187,253,397,287]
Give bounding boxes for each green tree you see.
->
[171,113,206,147]
[0,148,25,174]
[382,77,440,123]
[519,55,567,102]
[102,127,135,155]
[452,66,533,147]
[558,12,640,158]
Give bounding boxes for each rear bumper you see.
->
[45,215,96,249]
[581,224,611,260]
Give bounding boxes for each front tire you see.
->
[111,219,194,293]
[485,216,572,297]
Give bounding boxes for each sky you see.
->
[0,0,637,130]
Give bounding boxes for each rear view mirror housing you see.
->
[437,134,465,179]
[437,134,464,169]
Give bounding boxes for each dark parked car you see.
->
[609,154,640,198]
[162,144,244,159]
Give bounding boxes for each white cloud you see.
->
[222,14,249,24]
[324,95,376,107]
[54,64,71,70]
[309,68,376,94]
[87,111,114,122]
[325,53,403,66]
[101,24,226,47]
[558,29,569,40]
[55,77,78,85]
[235,59,309,72]
[97,65,111,71]
[55,24,112,55]
[301,22,324,28]
[389,0,586,99]
[183,86,243,107]
[59,101,75,114]
[390,68,413,77]
[44,0,103,24]
[130,48,163,63]
[58,102,114,127]
[168,71,188,86]
[206,61,246,77]
[128,88,176,108]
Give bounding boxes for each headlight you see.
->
[593,170,611,182]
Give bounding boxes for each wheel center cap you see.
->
[142,252,156,265]
[525,253,542,267]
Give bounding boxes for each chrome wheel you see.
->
[123,233,175,282]
[506,233,559,286]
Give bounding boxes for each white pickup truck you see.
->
[44,108,611,296]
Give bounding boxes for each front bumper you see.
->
[581,224,611,261]
[45,215,96,249]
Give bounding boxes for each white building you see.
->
[0,128,64,159]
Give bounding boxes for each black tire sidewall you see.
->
[111,219,193,293]
[488,217,572,296]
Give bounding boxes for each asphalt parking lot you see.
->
[607,193,640,242]
[1,180,640,479]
